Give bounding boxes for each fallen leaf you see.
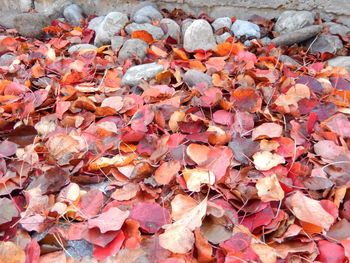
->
[253,151,285,171]
[88,207,129,233]
[286,191,335,230]
[256,174,284,202]
[183,168,215,192]
[252,123,283,140]
[0,241,25,263]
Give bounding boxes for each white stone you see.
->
[216,32,232,43]
[212,17,232,31]
[183,19,216,52]
[160,18,180,42]
[133,5,163,23]
[274,11,314,33]
[94,12,129,47]
[125,22,164,39]
[121,63,164,86]
[118,39,148,61]
[88,16,105,32]
[231,20,260,39]
[328,56,350,71]
[68,44,97,54]
[63,4,83,26]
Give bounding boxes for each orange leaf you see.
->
[131,30,154,44]
[214,42,244,57]
[173,47,189,60]
[189,60,206,72]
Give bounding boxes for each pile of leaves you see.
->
[1,12,350,263]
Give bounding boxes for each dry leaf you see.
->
[256,174,284,202]
[286,191,335,230]
[253,151,285,171]
[183,168,215,192]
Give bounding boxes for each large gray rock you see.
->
[0,12,49,38]
[160,18,180,42]
[212,17,232,31]
[133,5,163,23]
[326,22,350,36]
[125,23,164,40]
[271,25,323,46]
[274,11,314,33]
[118,39,148,61]
[183,70,212,87]
[68,44,97,54]
[231,20,260,39]
[121,63,164,86]
[183,19,216,52]
[111,36,125,51]
[308,35,343,54]
[63,4,83,26]
[328,56,350,71]
[94,12,129,47]
[88,16,105,32]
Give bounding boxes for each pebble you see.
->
[118,39,148,61]
[181,19,194,39]
[212,17,232,31]
[231,20,260,39]
[274,11,314,33]
[88,16,105,32]
[183,19,216,52]
[308,35,343,54]
[0,53,16,67]
[279,55,301,67]
[160,18,180,42]
[63,4,83,26]
[216,32,232,43]
[183,70,212,87]
[326,22,350,36]
[125,23,164,40]
[94,12,129,47]
[68,44,97,54]
[111,36,125,51]
[121,63,164,86]
[327,56,350,71]
[133,5,163,23]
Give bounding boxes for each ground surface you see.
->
[1,6,350,263]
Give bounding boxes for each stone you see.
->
[125,23,164,40]
[308,35,343,54]
[160,18,180,42]
[274,11,314,33]
[68,44,97,54]
[212,17,232,31]
[181,19,194,39]
[111,36,125,51]
[183,70,212,87]
[271,25,323,46]
[118,39,148,61]
[0,12,50,38]
[88,16,105,32]
[121,63,164,86]
[327,56,350,71]
[133,5,163,23]
[183,19,216,52]
[326,22,350,36]
[94,12,129,47]
[63,4,83,26]
[260,37,271,45]
[231,20,260,39]
[216,32,232,43]
[279,55,301,67]
[0,53,16,67]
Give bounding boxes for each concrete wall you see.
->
[1,0,349,25]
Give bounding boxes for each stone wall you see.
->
[1,0,349,26]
